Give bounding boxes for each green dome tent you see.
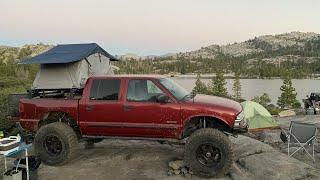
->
[241,101,278,130]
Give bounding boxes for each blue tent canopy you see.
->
[19,43,118,64]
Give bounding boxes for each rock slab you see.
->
[230,135,320,180]
[168,160,184,170]
[279,110,296,117]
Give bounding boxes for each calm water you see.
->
[173,78,320,104]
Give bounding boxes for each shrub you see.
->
[292,100,301,109]
[0,86,27,129]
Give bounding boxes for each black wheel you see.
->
[184,128,233,178]
[34,122,79,166]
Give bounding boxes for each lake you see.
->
[173,78,320,105]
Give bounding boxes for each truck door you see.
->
[79,78,125,136]
[122,79,181,138]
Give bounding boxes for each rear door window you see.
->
[90,79,121,100]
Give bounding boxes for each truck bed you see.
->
[19,98,79,131]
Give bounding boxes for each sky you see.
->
[0,0,319,56]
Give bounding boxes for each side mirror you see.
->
[156,94,170,103]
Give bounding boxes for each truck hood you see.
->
[186,94,242,114]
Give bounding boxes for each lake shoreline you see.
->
[173,78,320,104]
[172,74,320,80]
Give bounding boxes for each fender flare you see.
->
[182,114,232,128]
[180,114,233,138]
[38,111,77,127]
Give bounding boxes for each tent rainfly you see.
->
[20,43,118,90]
[241,101,278,130]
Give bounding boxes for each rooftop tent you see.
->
[241,101,278,130]
[20,43,118,90]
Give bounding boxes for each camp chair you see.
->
[281,121,317,162]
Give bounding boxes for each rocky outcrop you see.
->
[167,135,319,179]
[260,130,283,144]
[170,32,320,62]
[168,160,184,170]
[230,135,320,180]
[279,110,296,117]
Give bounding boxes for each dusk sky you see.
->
[0,0,319,55]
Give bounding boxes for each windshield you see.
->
[159,78,190,100]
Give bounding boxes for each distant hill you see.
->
[115,32,320,77]
[117,52,175,60]
[116,53,157,61]
[172,31,320,64]
[116,31,320,65]
[0,43,53,63]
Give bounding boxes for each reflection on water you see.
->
[173,78,320,104]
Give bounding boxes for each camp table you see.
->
[0,135,30,180]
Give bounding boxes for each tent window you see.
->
[90,79,121,101]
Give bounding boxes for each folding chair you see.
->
[282,121,317,162]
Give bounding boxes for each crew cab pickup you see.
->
[19,75,248,177]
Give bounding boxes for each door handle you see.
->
[85,105,93,112]
[124,104,134,111]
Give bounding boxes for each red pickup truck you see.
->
[18,75,247,177]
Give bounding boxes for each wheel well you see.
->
[38,111,81,138]
[182,116,230,138]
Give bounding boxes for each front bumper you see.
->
[232,125,249,134]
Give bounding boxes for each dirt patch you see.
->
[38,140,184,180]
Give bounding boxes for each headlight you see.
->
[235,111,244,122]
[234,111,245,127]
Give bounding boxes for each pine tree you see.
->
[210,70,228,97]
[232,72,242,101]
[277,72,300,108]
[252,93,271,107]
[192,73,208,94]
[259,93,271,107]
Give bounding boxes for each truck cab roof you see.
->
[88,74,168,80]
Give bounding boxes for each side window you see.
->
[90,79,121,100]
[147,80,163,94]
[127,80,164,102]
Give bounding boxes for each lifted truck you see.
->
[18,75,247,177]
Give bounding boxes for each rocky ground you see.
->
[37,133,320,180]
[257,115,320,170]
[1,116,319,180]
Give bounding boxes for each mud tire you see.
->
[34,122,79,166]
[184,128,233,178]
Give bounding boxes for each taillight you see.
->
[19,103,24,116]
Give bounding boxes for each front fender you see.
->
[182,114,233,128]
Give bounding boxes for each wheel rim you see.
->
[196,143,222,167]
[43,135,63,156]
